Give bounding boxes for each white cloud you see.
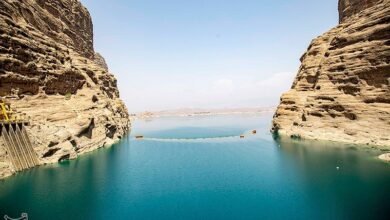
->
[122,71,297,112]
[213,79,234,90]
[255,72,295,88]
[195,71,296,109]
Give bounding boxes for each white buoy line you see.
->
[131,130,259,143]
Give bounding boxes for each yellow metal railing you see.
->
[0,100,27,123]
[0,101,10,122]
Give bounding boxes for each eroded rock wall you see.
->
[338,0,384,22]
[94,52,109,71]
[272,0,390,146]
[0,0,130,179]
[0,0,94,58]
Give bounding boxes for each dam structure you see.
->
[0,100,39,172]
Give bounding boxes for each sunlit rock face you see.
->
[0,0,130,179]
[272,0,390,146]
[338,0,383,22]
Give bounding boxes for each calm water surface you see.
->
[1,114,390,219]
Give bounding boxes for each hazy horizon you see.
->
[80,0,338,112]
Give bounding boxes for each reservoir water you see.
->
[1,114,390,219]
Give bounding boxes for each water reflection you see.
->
[274,136,390,219]
[1,115,390,220]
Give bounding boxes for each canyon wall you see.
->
[272,0,390,146]
[338,0,382,22]
[0,0,130,178]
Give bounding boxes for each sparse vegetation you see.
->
[65,92,71,100]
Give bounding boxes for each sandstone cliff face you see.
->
[338,0,381,22]
[1,0,94,59]
[0,0,130,178]
[272,0,390,146]
[94,52,109,71]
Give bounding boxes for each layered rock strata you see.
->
[0,0,130,179]
[272,0,390,147]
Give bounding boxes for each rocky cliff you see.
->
[0,0,130,178]
[272,0,390,147]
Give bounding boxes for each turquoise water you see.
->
[1,114,390,219]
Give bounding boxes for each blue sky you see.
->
[80,0,338,112]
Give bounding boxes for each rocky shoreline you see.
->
[0,0,130,179]
[379,153,390,162]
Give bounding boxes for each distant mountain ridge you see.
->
[133,107,275,119]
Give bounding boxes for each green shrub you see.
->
[65,92,71,100]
